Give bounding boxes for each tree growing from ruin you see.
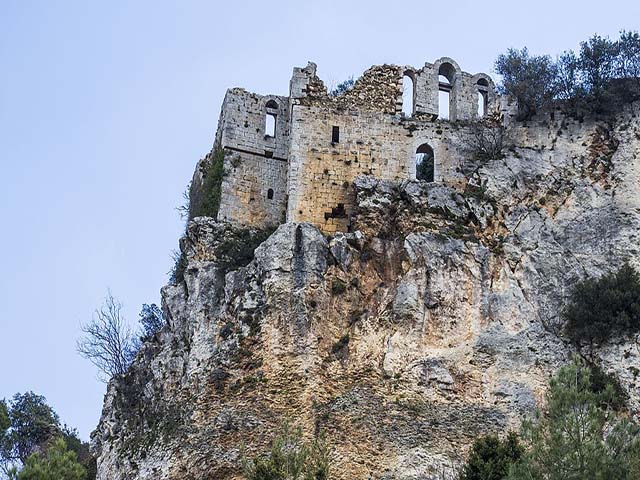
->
[495,48,558,120]
[497,30,640,118]
[468,111,509,161]
[329,77,355,97]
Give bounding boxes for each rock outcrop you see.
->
[93,102,640,479]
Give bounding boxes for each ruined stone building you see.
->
[214,58,512,233]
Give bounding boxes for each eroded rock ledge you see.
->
[93,104,640,480]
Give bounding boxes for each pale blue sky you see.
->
[1,0,637,440]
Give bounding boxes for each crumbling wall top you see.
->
[289,59,497,119]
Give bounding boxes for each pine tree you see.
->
[508,358,640,479]
[17,438,86,480]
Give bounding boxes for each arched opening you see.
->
[265,100,278,138]
[415,143,434,182]
[476,78,489,118]
[267,188,274,200]
[438,63,456,120]
[402,74,415,117]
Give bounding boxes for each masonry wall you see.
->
[408,58,497,121]
[215,88,290,228]
[286,105,475,233]
[217,150,287,228]
[213,58,502,233]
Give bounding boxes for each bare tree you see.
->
[468,112,510,162]
[77,291,138,381]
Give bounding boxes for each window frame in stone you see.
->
[476,78,489,118]
[415,143,435,182]
[332,125,340,143]
[401,71,416,117]
[438,63,456,120]
[264,99,279,139]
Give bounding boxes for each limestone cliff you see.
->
[92,103,640,480]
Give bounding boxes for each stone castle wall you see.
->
[215,88,290,228]
[214,58,502,233]
[286,106,483,232]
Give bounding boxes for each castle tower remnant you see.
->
[212,58,504,233]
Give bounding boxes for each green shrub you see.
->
[331,334,350,354]
[496,31,640,119]
[216,228,274,273]
[587,361,628,411]
[563,263,640,346]
[460,432,523,480]
[329,77,355,97]
[331,279,346,295]
[17,438,86,480]
[169,249,188,285]
[242,423,330,480]
[190,148,225,220]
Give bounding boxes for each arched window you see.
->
[402,74,414,117]
[267,188,274,200]
[476,78,489,118]
[265,100,278,138]
[438,63,456,120]
[415,143,434,182]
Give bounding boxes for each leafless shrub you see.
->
[77,291,138,381]
[468,112,510,162]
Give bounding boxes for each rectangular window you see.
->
[265,113,276,137]
[332,126,340,143]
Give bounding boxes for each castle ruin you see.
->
[213,58,514,233]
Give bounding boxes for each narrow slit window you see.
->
[265,113,276,138]
[477,78,489,118]
[332,126,340,143]
[267,188,274,200]
[478,92,487,117]
[438,90,450,120]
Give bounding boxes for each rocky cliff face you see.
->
[92,103,640,480]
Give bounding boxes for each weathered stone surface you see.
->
[212,58,503,235]
[93,100,640,480]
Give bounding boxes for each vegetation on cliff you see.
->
[563,263,640,347]
[460,358,640,480]
[0,393,95,479]
[189,147,226,220]
[496,30,640,118]
[242,424,330,480]
[77,292,165,381]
